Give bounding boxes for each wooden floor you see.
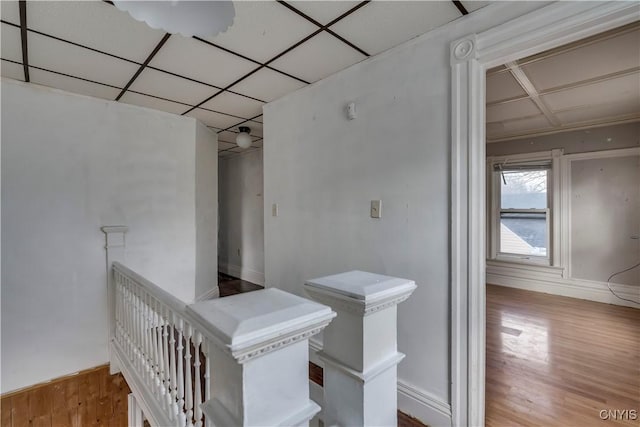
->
[486,284,640,427]
[1,365,130,427]
[218,272,263,296]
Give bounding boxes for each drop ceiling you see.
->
[486,21,640,143]
[0,0,488,157]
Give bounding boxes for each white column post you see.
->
[101,225,129,374]
[304,271,416,427]
[128,393,144,427]
[187,288,336,427]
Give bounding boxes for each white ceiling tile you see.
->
[1,59,25,81]
[486,70,528,103]
[245,121,263,137]
[330,1,460,56]
[1,23,22,63]
[0,1,19,25]
[201,91,264,119]
[555,99,640,125]
[288,1,360,25]
[202,1,318,63]
[29,68,120,100]
[460,1,492,13]
[251,116,263,123]
[186,108,243,129]
[487,115,554,140]
[218,141,236,151]
[542,73,640,111]
[522,28,640,91]
[28,32,139,88]
[149,35,257,89]
[217,131,238,143]
[270,31,365,83]
[486,98,542,123]
[119,91,188,115]
[128,68,214,106]
[219,150,235,157]
[232,67,306,102]
[27,0,166,63]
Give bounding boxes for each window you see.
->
[493,162,551,263]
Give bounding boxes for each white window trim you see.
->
[487,149,561,267]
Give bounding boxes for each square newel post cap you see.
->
[304,271,416,316]
[186,288,336,363]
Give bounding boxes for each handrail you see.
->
[110,262,335,427]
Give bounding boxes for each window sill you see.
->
[487,258,564,277]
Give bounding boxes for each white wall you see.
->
[218,149,265,285]
[571,154,639,285]
[195,122,219,297]
[262,2,548,424]
[1,79,217,393]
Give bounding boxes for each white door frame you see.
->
[449,2,639,426]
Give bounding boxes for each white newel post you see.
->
[101,225,129,375]
[304,271,416,427]
[187,288,336,427]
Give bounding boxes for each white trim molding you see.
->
[450,2,639,426]
[487,260,640,309]
[218,261,265,286]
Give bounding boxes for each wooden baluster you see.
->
[170,312,179,422]
[176,318,186,427]
[184,323,194,427]
[155,298,166,410]
[115,274,121,344]
[151,295,159,393]
[193,331,203,427]
[131,281,139,367]
[145,291,154,386]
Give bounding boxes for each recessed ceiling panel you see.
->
[288,1,360,26]
[270,31,365,83]
[186,108,243,130]
[555,99,640,125]
[29,68,120,100]
[486,98,541,123]
[120,91,188,115]
[487,115,554,140]
[27,0,166,63]
[128,68,214,106]
[232,67,306,102]
[217,131,239,143]
[1,59,24,81]
[330,1,460,56]
[0,1,19,25]
[1,23,22,63]
[201,91,264,120]
[486,70,528,103]
[542,73,640,111]
[202,1,318,63]
[149,35,257,89]
[522,28,640,91]
[218,141,236,151]
[461,1,492,13]
[28,32,138,88]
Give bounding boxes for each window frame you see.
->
[488,151,560,266]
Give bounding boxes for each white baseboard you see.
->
[219,262,265,286]
[307,341,451,427]
[195,286,220,301]
[487,261,640,308]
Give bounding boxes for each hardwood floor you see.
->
[486,284,640,427]
[1,365,130,427]
[218,272,263,297]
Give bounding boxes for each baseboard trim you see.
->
[487,263,640,308]
[219,262,265,286]
[398,381,452,427]
[196,286,220,301]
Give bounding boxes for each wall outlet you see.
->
[370,200,382,218]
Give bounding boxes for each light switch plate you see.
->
[370,200,382,218]
[272,203,278,217]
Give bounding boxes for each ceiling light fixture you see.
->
[113,1,235,38]
[236,127,252,149]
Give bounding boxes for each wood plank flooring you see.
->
[1,365,130,427]
[486,284,640,427]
